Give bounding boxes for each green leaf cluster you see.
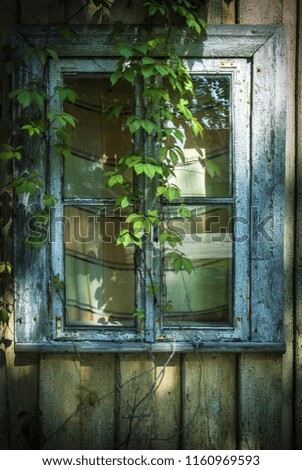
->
[11,172,44,195]
[54,85,78,103]
[25,45,59,65]
[0,144,22,161]
[21,120,46,137]
[9,86,47,110]
[104,0,208,279]
[166,252,194,274]
[0,262,12,275]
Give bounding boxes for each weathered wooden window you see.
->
[13,25,286,352]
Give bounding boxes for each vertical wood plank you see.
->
[40,355,81,449]
[239,354,283,449]
[206,0,224,23]
[281,0,296,450]
[117,353,155,449]
[238,0,283,24]
[223,0,236,24]
[79,354,115,449]
[295,0,302,450]
[0,350,9,449]
[151,353,181,450]
[182,354,237,449]
[6,349,39,449]
[0,0,18,452]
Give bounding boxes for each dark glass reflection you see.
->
[163,205,233,326]
[169,75,231,197]
[64,205,135,327]
[64,75,132,199]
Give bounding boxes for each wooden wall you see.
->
[0,0,300,449]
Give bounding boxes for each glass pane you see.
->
[64,205,135,327]
[168,75,231,197]
[64,75,132,198]
[163,205,233,326]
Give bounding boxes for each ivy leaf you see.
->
[173,257,183,272]
[61,112,78,127]
[21,121,44,137]
[107,103,123,118]
[141,64,155,79]
[124,68,135,84]
[182,257,194,274]
[134,162,144,175]
[159,232,168,243]
[126,213,141,223]
[179,205,193,219]
[135,42,149,54]
[147,209,159,223]
[46,47,59,62]
[127,117,141,133]
[141,57,155,65]
[205,159,221,178]
[56,127,71,144]
[133,220,144,233]
[111,69,122,86]
[43,194,57,208]
[120,196,130,208]
[0,262,12,275]
[17,90,31,108]
[32,91,44,110]
[0,149,22,161]
[65,88,78,103]
[174,129,185,142]
[143,163,156,179]
[166,186,180,202]
[11,173,43,195]
[155,64,169,76]
[87,390,98,407]
[141,119,157,134]
[159,147,168,161]
[156,186,166,197]
[0,307,9,326]
[191,119,203,137]
[35,48,48,65]
[53,273,65,290]
[124,154,142,167]
[119,45,134,59]
[107,174,124,187]
[54,144,72,158]
[163,301,174,313]
[59,25,80,40]
[48,111,78,127]
[116,195,130,208]
[169,148,179,166]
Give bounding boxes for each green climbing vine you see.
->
[105,0,207,279]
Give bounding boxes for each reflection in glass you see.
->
[64,75,132,199]
[64,206,135,327]
[163,205,233,326]
[168,75,231,197]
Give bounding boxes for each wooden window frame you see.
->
[12,25,286,353]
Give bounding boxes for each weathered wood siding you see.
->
[0,0,300,450]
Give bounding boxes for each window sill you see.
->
[14,341,286,354]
